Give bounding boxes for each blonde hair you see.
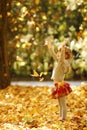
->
[65,47,72,59]
[57,46,72,60]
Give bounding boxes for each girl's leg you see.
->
[61,96,67,119]
[58,96,67,119]
[58,97,63,118]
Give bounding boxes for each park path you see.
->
[11,80,87,87]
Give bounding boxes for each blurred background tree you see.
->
[1,0,87,81]
[0,0,10,88]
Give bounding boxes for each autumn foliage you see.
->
[0,84,87,130]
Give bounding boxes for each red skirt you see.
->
[52,81,72,99]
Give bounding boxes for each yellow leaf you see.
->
[31,70,39,77]
[40,72,47,77]
[43,72,48,75]
[0,14,2,18]
[40,72,43,77]
[35,0,40,5]
[39,77,44,81]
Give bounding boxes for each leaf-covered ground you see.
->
[0,84,87,130]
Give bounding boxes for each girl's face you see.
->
[57,47,71,60]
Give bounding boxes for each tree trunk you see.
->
[0,0,10,89]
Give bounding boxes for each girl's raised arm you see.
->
[59,46,65,62]
[45,41,58,61]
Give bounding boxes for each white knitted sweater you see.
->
[48,45,71,82]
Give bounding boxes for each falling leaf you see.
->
[40,72,43,77]
[16,56,23,62]
[31,70,39,77]
[43,72,48,75]
[0,14,2,18]
[39,77,44,81]
[40,72,47,77]
[35,0,40,5]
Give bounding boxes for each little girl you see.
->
[45,39,72,121]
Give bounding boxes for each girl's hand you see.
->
[44,41,51,48]
[62,38,70,47]
[61,45,65,51]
